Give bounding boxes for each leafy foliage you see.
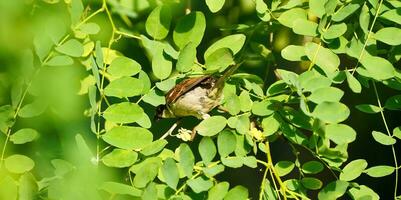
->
[0,0,401,199]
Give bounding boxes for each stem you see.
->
[372,82,399,199]
[351,0,384,75]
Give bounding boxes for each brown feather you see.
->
[165,75,211,104]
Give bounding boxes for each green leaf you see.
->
[99,182,141,197]
[204,34,246,59]
[102,149,138,168]
[381,8,401,25]
[323,23,347,39]
[142,182,157,200]
[364,165,395,177]
[325,124,356,144]
[208,182,229,200]
[199,137,216,165]
[143,89,166,107]
[140,140,168,156]
[305,42,340,74]
[275,161,295,176]
[251,100,274,116]
[221,156,243,168]
[318,180,349,200]
[224,185,248,200]
[51,159,74,177]
[173,12,206,49]
[261,114,280,136]
[308,87,344,103]
[0,176,17,200]
[309,0,328,18]
[206,0,225,13]
[103,102,143,123]
[332,3,360,22]
[10,128,38,144]
[339,159,368,181]
[139,71,151,94]
[292,19,318,36]
[313,102,350,124]
[239,91,252,112]
[196,116,227,136]
[359,5,370,33]
[217,130,237,157]
[302,161,324,174]
[152,50,172,80]
[372,131,396,145]
[203,164,225,177]
[345,71,362,93]
[34,34,53,61]
[385,95,401,110]
[70,0,83,25]
[176,42,196,73]
[136,112,152,128]
[131,158,162,188]
[5,154,35,174]
[205,48,234,72]
[19,172,38,200]
[102,126,153,150]
[108,57,141,78]
[349,185,379,200]
[360,55,395,81]
[145,5,171,40]
[79,22,100,34]
[45,55,74,66]
[104,77,143,98]
[55,39,84,57]
[187,177,213,193]
[176,143,195,178]
[95,41,103,68]
[161,158,179,189]
[225,93,241,115]
[355,104,382,113]
[18,99,47,118]
[277,8,307,28]
[301,177,322,190]
[374,27,401,45]
[393,126,401,140]
[281,45,306,61]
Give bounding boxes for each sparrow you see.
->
[156,63,241,120]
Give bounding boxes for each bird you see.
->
[156,63,242,120]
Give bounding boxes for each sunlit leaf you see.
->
[323,23,347,39]
[204,34,246,59]
[208,182,229,200]
[176,143,195,178]
[292,19,318,36]
[45,55,74,66]
[206,0,225,13]
[199,137,217,165]
[305,42,340,74]
[187,177,213,193]
[355,104,382,113]
[173,12,206,49]
[205,48,234,72]
[176,42,196,72]
[325,124,356,144]
[145,5,171,40]
[102,126,153,150]
[372,131,396,145]
[340,159,368,181]
[308,87,344,103]
[10,128,38,144]
[281,45,306,61]
[104,77,143,98]
[302,161,324,174]
[275,161,295,176]
[217,130,237,157]
[103,102,143,123]
[374,27,401,45]
[55,39,84,57]
[196,116,227,136]
[277,8,307,28]
[99,182,141,197]
[107,57,141,78]
[313,102,350,123]
[364,165,395,177]
[301,177,322,190]
[161,158,179,189]
[318,180,349,200]
[102,149,138,168]
[5,154,35,174]
[224,185,248,200]
[332,3,360,22]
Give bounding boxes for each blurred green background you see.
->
[0,0,400,199]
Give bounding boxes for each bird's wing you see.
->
[166,75,211,104]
